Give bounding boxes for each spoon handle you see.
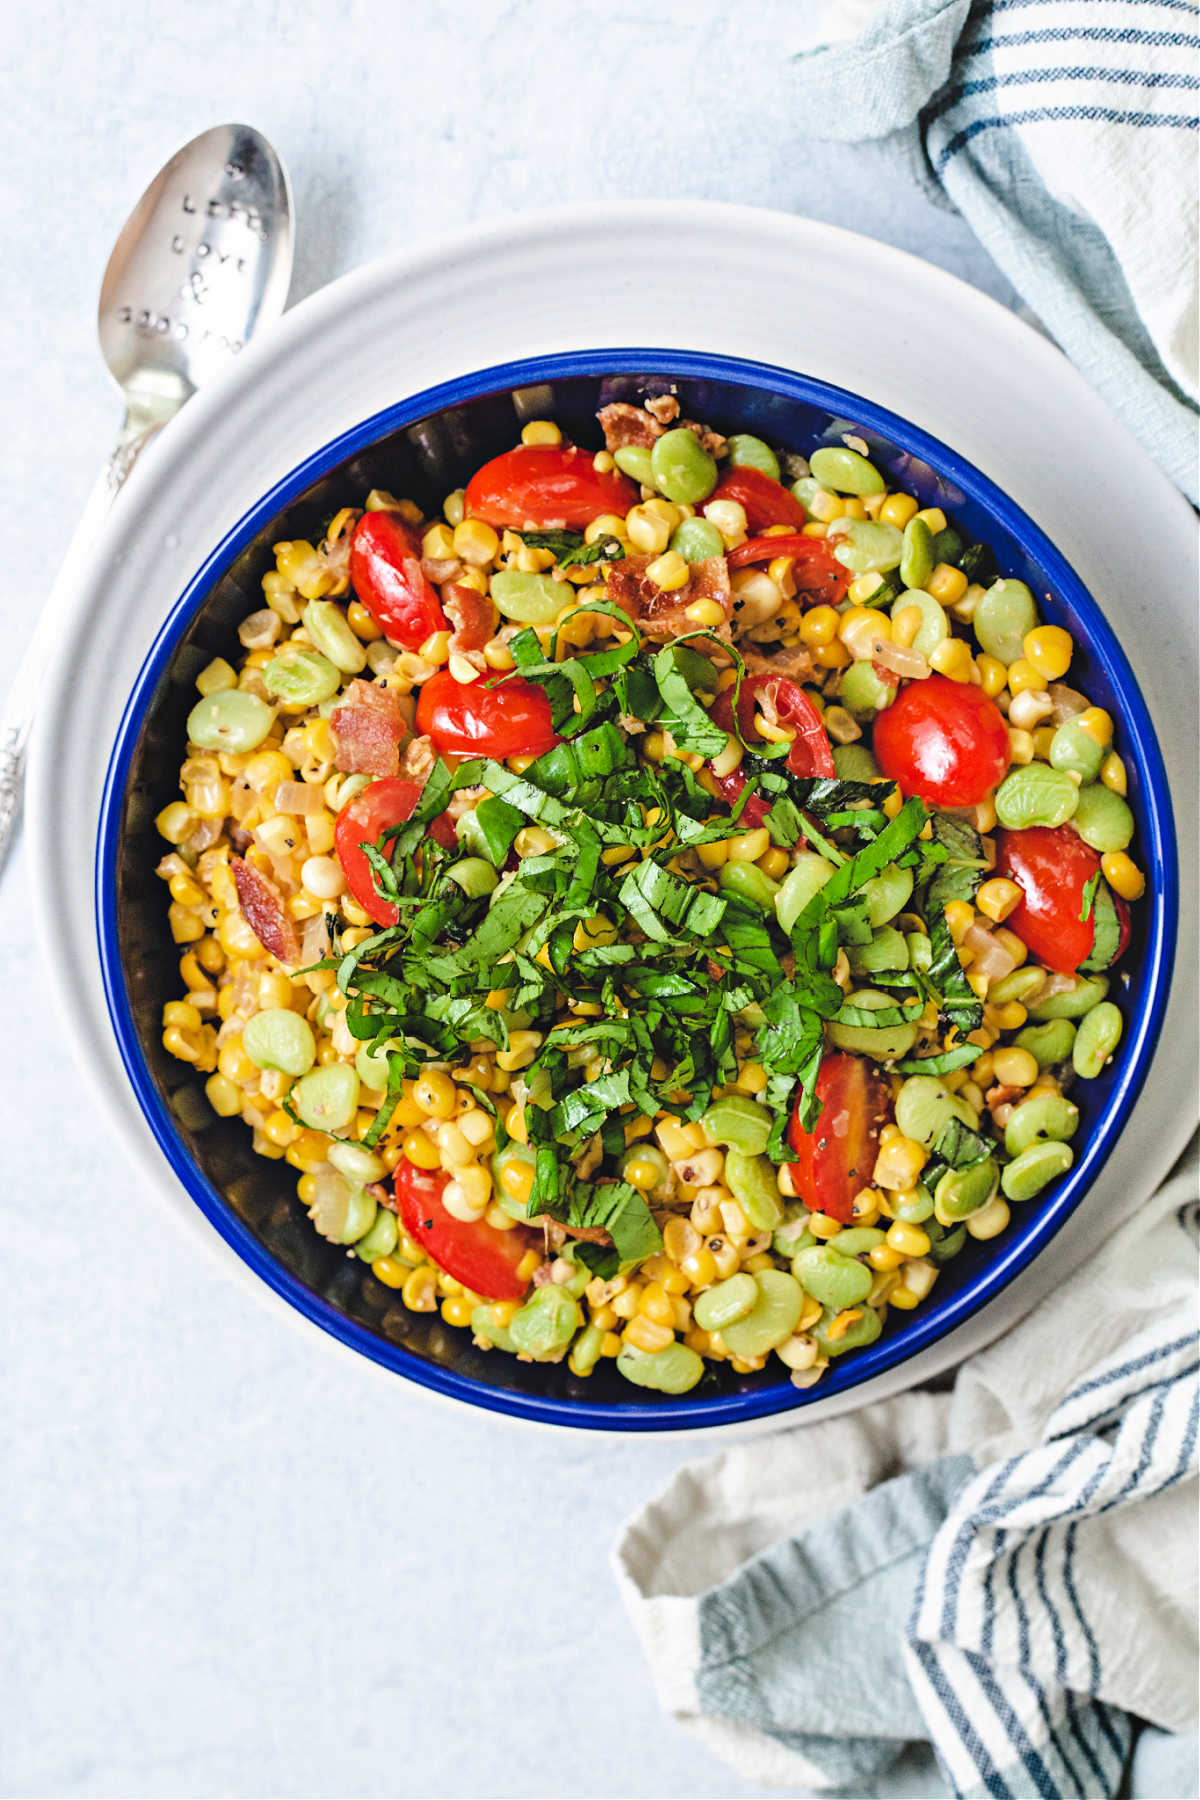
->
[0,413,166,875]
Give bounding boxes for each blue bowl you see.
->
[96,350,1178,1431]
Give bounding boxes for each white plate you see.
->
[32,200,1198,1433]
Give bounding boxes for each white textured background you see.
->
[1,4,1022,1796]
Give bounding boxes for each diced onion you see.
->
[964,922,1018,984]
[873,640,930,680]
[1048,682,1089,724]
[275,780,324,815]
[238,609,282,650]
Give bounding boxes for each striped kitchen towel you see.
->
[613,1148,1198,1798]
[790,0,1200,501]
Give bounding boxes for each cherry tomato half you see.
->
[726,532,849,606]
[463,444,637,530]
[994,825,1131,976]
[708,674,835,829]
[415,669,559,761]
[872,674,1010,809]
[393,1161,537,1302]
[334,777,457,928]
[787,1052,892,1224]
[710,466,807,534]
[350,510,447,650]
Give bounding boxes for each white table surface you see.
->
[1,6,1028,1797]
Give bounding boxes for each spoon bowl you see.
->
[98,123,293,429]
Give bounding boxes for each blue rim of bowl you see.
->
[95,347,1178,1432]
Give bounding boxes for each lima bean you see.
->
[510,1286,582,1358]
[830,518,904,575]
[1014,1019,1077,1068]
[354,1207,398,1263]
[568,1321,606,1376]
[724,1149,784,1232]
[829,989,918,1058]
[989,966,1050,1007]
[899,517,934,591]
[303,600,368,674]
[650,428,718,505]
[720,861,780,910]
[726,434,780,482]
[1004,1091,1079,1157]
[863,862,914,927]
[613,444,653,486]
[1071,785,1134,852]
[847,926,909,975]
[775,853,836,932]
[617,1341,705,1394]
[700,1095,772,1156]
[292,1063,360,1132]
[263,648,340,707]
[896,1075,978,1147]
[693,1272,758,1332]
[721,1270,805,1357]
[811,1303,883,1357]
[242,1007,316,1077]
[839,659,895,719]
[974,579,1038,662]
[472,1303,522,1354]
[809,445,885,496]
[791,1245,874,1310]
[490,570,568,624]
[829,1226,887,1256]
[934,1158,999,1222]
[995,763,1080,830]
[1002,1140,1074,1201]
[1028,974,1109,1020]
[329,1140,386,1184]
[670,517,725,563]
[1049,719,1104,783]
[832,744,884,783]
[307,1167,376,1245]
[186,688,276,754]
[1072,1001,1123,1078]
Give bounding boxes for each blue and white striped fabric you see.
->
[790,0,1200,500]
[613,1153,1198,1799]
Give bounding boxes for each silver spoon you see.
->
[0,123,293,874]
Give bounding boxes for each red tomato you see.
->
[415,670,559,760]
[393,1161,537,1302]
[710,466,807,533]
[463,444,637,529]
[709,674,835,828]
[350,511,447,650]
[334,777,457,928]
[994,826,1131,976]
[872,674,1010,808]
[787,1053,892,1224]
[726,532,849,606]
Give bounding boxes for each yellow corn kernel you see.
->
[439,1293,474,1328]
[402,1129,442,1171]
[499,1158,536,1208]
[929,638,973,682]
[413,1070,456,1118]
[156,802,194,845]
[992,1046,1039,1088]
[684,596,727,628]
[680,1247,719,1293]
[887,1284,920,1311]
[421,521,455,560]
[514,825,557,858]
[195,657,237,696]
[808,489,845,523]
[976,877,1023,924]
[869,1242,906,1272]
[369,1255,410,1289]
[695,838,730,871]
[495,1030,542,1073]
[921,559,967,606]
[624,1154,663,1193]
[799,604,839,647]
[850,1187,881,1226]
[202,1072,241,1117]
[886,1220,932,1258]
[872,1134,927,1192]
[1005,658,1041,697]
[881,789,904,820]
[755,849,788,885]
[1023,625,1073,681]
[452,518,500,566]
[726,828,770,863]
[944,900,975,944]
[1077,707,1114,747]
[976,654,1007,698]
[644,549,690,592]
[611,1284,642,1321]
[847,571,887,605]
[656,1117,705,1161]
[915,506,947,533]
[520,419,561,446]
[879,492,919,528]
[625,505,672,555]
[807,1212,842,1241]
[622,1314,673,1353]
[401,1266,438,1312]
[838,606,892,660]
[663,1217,702,1263]
[1101,851,1145,901]
[1099,752,1127,795]
[813,640,851,669]
[163,999,203,1034]
[501,1102,528,1146]
[988,1000,1029,1032]
[1007,727,1035,766]
[639,1281,676,1327]
[1032,725,1056,761]
[966,1197,1012,1242]
[596,1331,620,1358]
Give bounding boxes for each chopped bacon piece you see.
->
[330,679,406,777]
[538,1217,614,1250]
[397,733,436,781]
[644,394,681,425]
[603,553,732,641]
[230,857,301,964]
[597,402,665,452]
[741,643,817,683]
[444,582,497,671]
